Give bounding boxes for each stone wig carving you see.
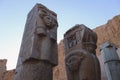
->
[14,3,58,80]
[64,24,101,80]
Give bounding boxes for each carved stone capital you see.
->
[64,24,101,80]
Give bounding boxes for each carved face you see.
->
[43,15,57,29]
[39,9,57,29]
[66,56,80,71]
[43,16,53,28]
[65,52,85,71]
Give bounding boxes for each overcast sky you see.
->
[0,0,120,70]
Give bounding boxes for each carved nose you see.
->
[47,16,52,22]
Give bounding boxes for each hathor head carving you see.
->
[64,24,97,54]
[38,8,58,29]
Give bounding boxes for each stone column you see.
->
[100,41,120,80]
[64,24,101,80]
[14,3,58,80]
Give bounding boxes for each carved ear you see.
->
[52,19,58,27]
[65,50,86,63]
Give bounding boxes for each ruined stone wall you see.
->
[3,70,15,80]
[0,59,15,80]
[0,59,7,80]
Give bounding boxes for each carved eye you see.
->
[69,59,72,63]
[46,16,51,20]
[44,16,52,22]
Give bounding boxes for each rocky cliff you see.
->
[0,59,15,80]
[94,15,120,55]
[3,70,15,80]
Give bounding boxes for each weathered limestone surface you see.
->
[100,42,120,80]
[63,24,101,80]
[14,3,58,80]
[53,40,67,80]
[4,69,15,80]
[0,59,7,80]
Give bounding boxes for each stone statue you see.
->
[64,24,101,80]
[14,3,58,80]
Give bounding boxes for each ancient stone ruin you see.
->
[0,3,120,80]
[100,41,120,80]
[14,3,58,80]
[64,24,101,80]
[0,59,15,80]
[53,15,120,80]
[0,59,7,80]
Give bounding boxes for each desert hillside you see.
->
[94,15,120,55]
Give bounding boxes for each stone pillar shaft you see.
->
[14,3,58,80]
[100,41,120,80]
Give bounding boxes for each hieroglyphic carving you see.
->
[14,3,58,80]
[67,33,77,48]
[64,24,101,80]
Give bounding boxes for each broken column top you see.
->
[100,41,119,62]
[64,24,97,54]
[28,3,57,19]
[0,59,7,67]
[100,41,117,51]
